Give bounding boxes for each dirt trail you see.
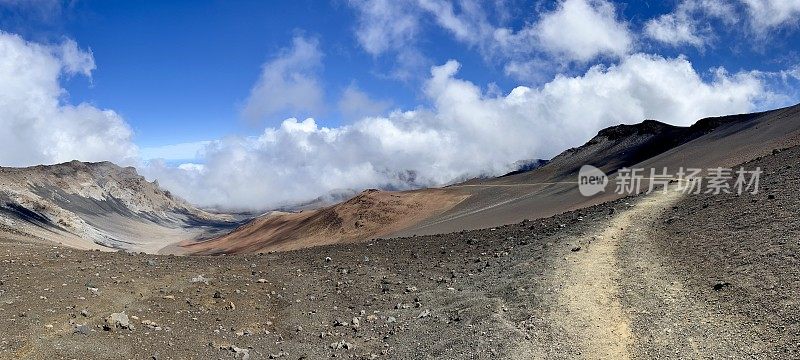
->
[554,187,684,359]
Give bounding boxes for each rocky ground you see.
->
[0,147,799,359]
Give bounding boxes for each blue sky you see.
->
[1,0,799,209]
[6,0,797,149]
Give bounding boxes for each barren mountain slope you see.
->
[0,161,239,253]
[397,103,800,236]
[196,104,800,254]
[185,188,468,254]
[1,145,797,359]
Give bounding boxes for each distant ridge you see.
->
[0,160,241,252]
[193,103,800,254]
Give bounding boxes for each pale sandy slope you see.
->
[394,103,800,237]
[0,161,239,253]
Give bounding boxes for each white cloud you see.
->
[789,67,800,80]
[740,0,800,32]
[349,0,633,82]
[644,0,737,47]
[531,0,632,62]
[502,59,552,84]
[415,0,493,46]
[421,0,633,64]
[338,83,392,120]
[140,140,213,161]
[645,13,706,47]
[350,0,420,56]
[348,0,429,80]
[241,36,324,122]
[417,0,633,65]
[57,39,95,76]
[147,54,772,211]
[0,31,137,167]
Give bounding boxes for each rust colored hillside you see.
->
[184,188,468,254]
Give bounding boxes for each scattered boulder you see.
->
[104,312,131,331]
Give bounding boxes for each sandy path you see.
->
[553,187,684,359]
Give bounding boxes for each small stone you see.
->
[231,346,250,360]
[417,309,431,318]
[73,324,90,336]
[713,282,731,291]
[329,339,353,350]
[190,275,210,284]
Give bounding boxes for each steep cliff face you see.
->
[0,160,240,252]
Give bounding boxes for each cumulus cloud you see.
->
[348,0,428,80]
[350,0,420,56]
[416,0,494,46]
[0,31,137,167]
[337,83,392,120]
[349,0,633,82]
[741,0,800,32]
[530,0,632,62]
[645,13,707,47]
[241,36,324,122]
[146,54,773,211]
[139,140,212,162]
[644,0,737,47]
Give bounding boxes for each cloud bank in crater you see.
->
[144,51,775,210]
[1,0,799,211]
